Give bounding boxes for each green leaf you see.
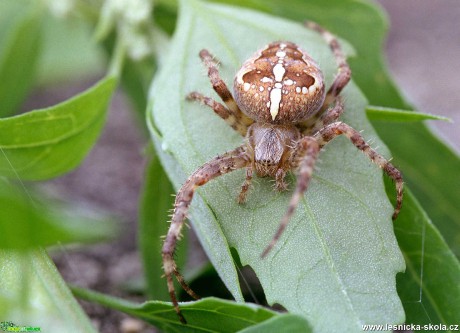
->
[0,0,27,46]
[281,0,460,258]
[72,287,301,333]
[120,56,156,118]
[36,13,106,86]
[148,1,404,331]
[0,181,117,250]
[0,1,42,116]
[149,121,245,303]
[390,185,460,326]
[154,1,179,36]
[375,121,460,257]
[209,0,409,108]
[116,25,168,120]
[0,76,117,180]
[366,106,451,122]
[238,314,312,333]
[211,0,460,258]
[0,248,96,332]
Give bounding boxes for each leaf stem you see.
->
[108,37,126,79]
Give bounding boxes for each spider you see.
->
[162,21,403,324]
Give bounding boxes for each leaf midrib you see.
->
[0,111,105,150]
[299,174,361,326]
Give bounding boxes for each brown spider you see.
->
[162,21,403,324]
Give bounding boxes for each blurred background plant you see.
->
[0,0,458,332]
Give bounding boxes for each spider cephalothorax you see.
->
[162,22,404,324]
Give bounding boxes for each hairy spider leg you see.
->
[162,146,249,324]
[261,136,320,258]
[304,96,345,135]
[314,122,403,219]
[275,168,288,191]
[306,21,351,106]
[300,21,351,130]
[238,166,254,203]
[199,50,254,128]
[187,92,249,136]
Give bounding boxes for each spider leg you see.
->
[298,22,350,132]
[303,96,345,135]
[305,21,351,107]
[199,49,254,126]
[187,92,249,136]
[261,137,320,258]
[275,168,288,191]
[238,166,253,203]
[314,122,403,219]
[162,146,249,324]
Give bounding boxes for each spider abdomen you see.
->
[234,41,326,125]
